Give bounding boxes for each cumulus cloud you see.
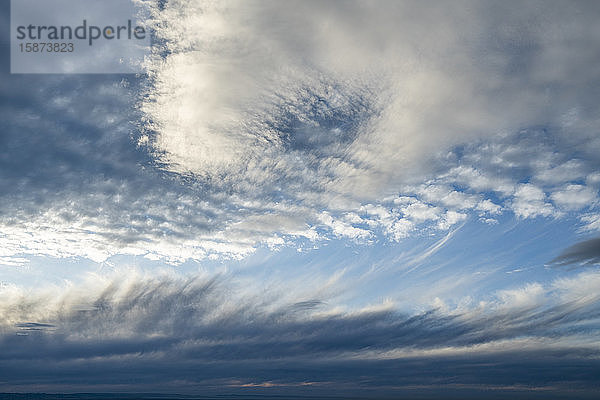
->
[550,184,597,211]
[511,184,556,219]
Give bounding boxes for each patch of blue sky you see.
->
[2,211,585,316]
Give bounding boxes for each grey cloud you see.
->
[15,322,55,331]
[0,272,599,396]
[550,238,600,267]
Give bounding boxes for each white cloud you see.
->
[550,184,597,211]
[511,184,556,218]
[586,172,600,186]
[535,159,587,184]
[476,199,502,215]
[496,283,546,310]
[318,212,372,241]
[141,0,600,205]
[401,202,442,223]
[444,166,515,196]
[437,211,468,230]
[579,213,600,232]
[0,256,29,267]
[416,185,479,210]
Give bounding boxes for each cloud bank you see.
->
[1,269,599,397]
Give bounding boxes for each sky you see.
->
[1,0,600,398]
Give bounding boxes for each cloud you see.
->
[511,184,556,219]
[580,213,600,232]
[1,0,600,266]
[318,211,372,241]
[536,159,587,184]
[141,0,600,199]
[476,199,502,215]
[0,269,599,396]
[550,184,597,211]
[2,2,600,398]
[549,238,600,267]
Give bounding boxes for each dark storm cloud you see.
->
[550,238,600,267]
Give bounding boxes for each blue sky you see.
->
[1,0,600,398]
